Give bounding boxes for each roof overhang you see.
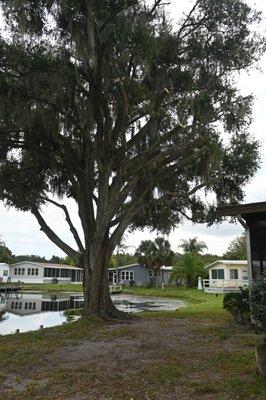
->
[10,261,82,270]
[108,264,139,271]
[217,202,266,217]
[204,260,248,269]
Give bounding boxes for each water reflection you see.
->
[112,294,184,313]
[0,292,82,335]
[0,311,68,335]
[2,292,82,315]
[0,292,184,335]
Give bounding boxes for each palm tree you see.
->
[135,237,174,287]
[135,240,156,267]
[179,237,207,254]
[170,252,204,288]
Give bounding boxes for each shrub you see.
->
[170,252,206,288]
[223,288,250,325]
[250,279,266,333]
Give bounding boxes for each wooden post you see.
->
[245,228,252,286]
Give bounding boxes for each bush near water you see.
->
[223,288,250,325]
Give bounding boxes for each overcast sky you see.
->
[0,0,266,257]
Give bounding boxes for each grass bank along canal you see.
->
[0,287,265,400]
[0,291,185,334]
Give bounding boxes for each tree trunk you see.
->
[255,339,266,377]
[157,266,160,288]
[82,244,122,318]
[186,276,193,288]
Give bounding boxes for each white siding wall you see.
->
[9,262,45,283]
[208,263,248,281]
[8,262,82,284]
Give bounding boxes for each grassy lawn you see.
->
[122,286,225,316]
[21,283,83,292]
[0,287,265,399]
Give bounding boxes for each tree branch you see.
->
[41,197,85,253]
[177,0,202,39]
[31,207,81,261]
[187,183,206,196]
[148,0,167,17]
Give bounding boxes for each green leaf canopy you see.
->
[0,0,264,315]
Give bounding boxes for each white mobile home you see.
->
[203,260,249,293]
[8,261,83,284]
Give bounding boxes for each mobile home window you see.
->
[121,271,134,280]
[230,269,238,279]
[22,268,25,275]
[211,269,224,279]
[28,268,31,275]
[14,268,17,275]
[35,268,38,275]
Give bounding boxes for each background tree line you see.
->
[0,238,74,265]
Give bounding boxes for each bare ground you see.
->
[0,316,265,400]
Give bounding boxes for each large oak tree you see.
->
[0,0,264,316]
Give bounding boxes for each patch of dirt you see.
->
[47,318,196,371]
[2,374,48,392]
[0,317,260,400]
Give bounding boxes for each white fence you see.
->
[109,285,122,294]
[203,279,249,292]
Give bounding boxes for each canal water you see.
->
[0,292,184,335]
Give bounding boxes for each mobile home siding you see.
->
[8,262,83,284]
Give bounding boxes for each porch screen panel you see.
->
[249,224,266,280]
